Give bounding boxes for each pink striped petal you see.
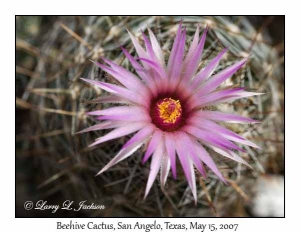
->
[160,154,171,190]
[121,47,160,96]
[127,29,148,62]
[144,138,164,198]
[183,125,244,152]
[138,57,166,79]
[97,59,151,96]
[189,87,245,109]
[97,141,144,175]
[127,29,155,71]
[142,31,160,66]
[96,115,150,122]
[197,58,247,96]
[121,124,155,149]
[221,134,261,149]
[76,121,113,134]
[183,25,200,67]
[87,106,150,122]
[165,132,177,179]
[147,27,165,67]
[193,110,260,124]
[187,155,197,203]
[81,78,147,106]
[89,121,147,147]
[198,90,263,107]
[182,26,208,82]
[189,117,259,149]
[174,132,197,202]
[192,47,228,86]
[190,138,226,182]
[142,129,163,164]
[225,91,264,102]
[210,146,252,168]
[189,117,244,140]
[192,118,260,149]
[87,105,148,117]
[180,132,207,178]
[168,26,186,87]
[120,47,151,83]
[84,95,127,104]
[167,22,182,74]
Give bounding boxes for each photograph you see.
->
[16,16,284,218]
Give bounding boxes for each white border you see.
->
[2,1,299,233]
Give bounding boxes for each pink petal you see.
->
[225,90,264,102]
[183,25,200,66]
[180,132,207,178]
[193,110,260,124]
[96,115,150,122]
[121,124,155,149]
[194,89,264,107]
[121,47,151,84]
[187,155,197,203]
[138,57,166,80]
[192,47,228,86]
[160,154,170,190]
[164,132,177,179]
[121,47,160,96]
[89,121,147,147]
[167,26,186,88]
[183,125,244,152]
[210,146,252,168]
[197,58,247,96]
[190,137,226,183]
[167,23,182,73]
[127,29,149,65]
[144,138,164,199]
[182,26,208,82]
[84,95,127,104]
[142,129,163,164]
[192,118,260,149]
[96,59,151,98]
[88,106,150,121]
[97,141,144,175]
[76,121,113,134]
[87,106,149,120]
[81,78,148,106]
[221,134,261,149]
[189,117,244,140]
[142,31,161,67]
[147,27,165,67]
[174,132,197,202]
[127,29,159,74]
[189,87,245,109]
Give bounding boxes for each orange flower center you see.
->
[157,98,182,124]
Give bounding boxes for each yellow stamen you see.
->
[158,98,182,123]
